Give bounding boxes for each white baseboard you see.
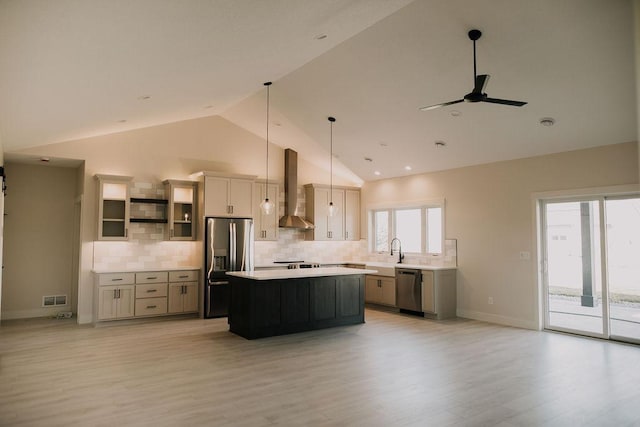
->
[1,307,69,320]
[457,309,538,330]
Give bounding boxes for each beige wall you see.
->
[2,163,78,319]
[12,115,356,323]
[0,134,4,316]
[362,142,639,328]
[636,0,640,183]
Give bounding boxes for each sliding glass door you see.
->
[542,196,640,344]
[604,197,640,342]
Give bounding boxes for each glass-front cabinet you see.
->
[164,180,197,240]
[96,175,133,240]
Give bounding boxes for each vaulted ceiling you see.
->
[1,0,637,182]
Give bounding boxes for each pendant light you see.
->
[260,82,274,215]
[327,116,337,217]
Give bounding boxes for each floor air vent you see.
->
[42,295,67,307]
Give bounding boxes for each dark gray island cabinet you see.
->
[227,267,377,339]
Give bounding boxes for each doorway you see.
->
[541,196,640,344]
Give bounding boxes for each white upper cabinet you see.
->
[304,184,360,241]
[164,180,197,240]
[202,174,255,218]
[344,189,360,241]
[253,182,279,241]
[95,174,132,241]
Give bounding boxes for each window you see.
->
[370,202,444,255]
[373,210,389,252]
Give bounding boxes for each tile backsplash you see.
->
[92,182,457,270]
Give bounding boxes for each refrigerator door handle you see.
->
[230,222,237,271]
[206,219,215,283]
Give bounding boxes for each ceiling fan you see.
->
[420,29,527,111]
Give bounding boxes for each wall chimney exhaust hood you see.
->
[279,149,314,229]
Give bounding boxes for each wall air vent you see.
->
[42,295,67,307]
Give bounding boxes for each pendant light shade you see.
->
[328,116,337,217]
[260,82,274,215]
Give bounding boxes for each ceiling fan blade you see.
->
[483,97,527,107]
[472,74,490,94]
[419,99,464,111]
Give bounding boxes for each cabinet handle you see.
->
[182,285,186,294]
[178,275,188,278]
[111,278,123,282]
[146,289,157,293]
[125,228,128,238]
[146,277,157,280]
[146,305,157,309]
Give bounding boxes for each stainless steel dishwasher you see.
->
[396,268,422,312]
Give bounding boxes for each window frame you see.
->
[368,199,445,256]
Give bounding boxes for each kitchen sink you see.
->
[364,262,396,277]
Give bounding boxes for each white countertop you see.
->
[227,267,378,281]
[92,266,201,274]
[364,262,456,271]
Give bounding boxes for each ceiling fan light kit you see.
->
[420,29,527,111]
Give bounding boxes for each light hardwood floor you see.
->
[1,308,639,427]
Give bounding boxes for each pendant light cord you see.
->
[264,82,272,199]
[330,120,333,198]
[328,116,336,205]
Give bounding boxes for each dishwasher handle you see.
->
[397,269,421,279]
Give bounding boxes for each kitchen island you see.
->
[226,267,377,339]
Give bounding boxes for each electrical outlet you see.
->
[488,297,494,305]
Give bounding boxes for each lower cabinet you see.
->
[95,269,199,322]
[168,282,198,314]
[421,269,457,319]
[135,283,168,317]
[97,285,135,320]
[365,275,396,306]
[229,274,365,339]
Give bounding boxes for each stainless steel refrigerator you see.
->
[204,217,254,318]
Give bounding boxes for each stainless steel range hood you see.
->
[279,149,315,229]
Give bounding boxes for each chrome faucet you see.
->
[390,238,404,264]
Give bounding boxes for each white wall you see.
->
[362,142,639,329]
[2,163,78,319]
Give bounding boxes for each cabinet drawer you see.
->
[136,283,168,298]
[97,273,135,286]
[135,272,168,284]
[135,297,167,316]
[169,270,198,282]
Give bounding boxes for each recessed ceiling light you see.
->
[539,117,555,127]
[364,157,373,162]
[39,157,50,163]
[435,141,446,148]
[404,165,412,171]
[450,110,461,117]
[137,95,151,100]
[374,171,381,176]
[315,34,328,40]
